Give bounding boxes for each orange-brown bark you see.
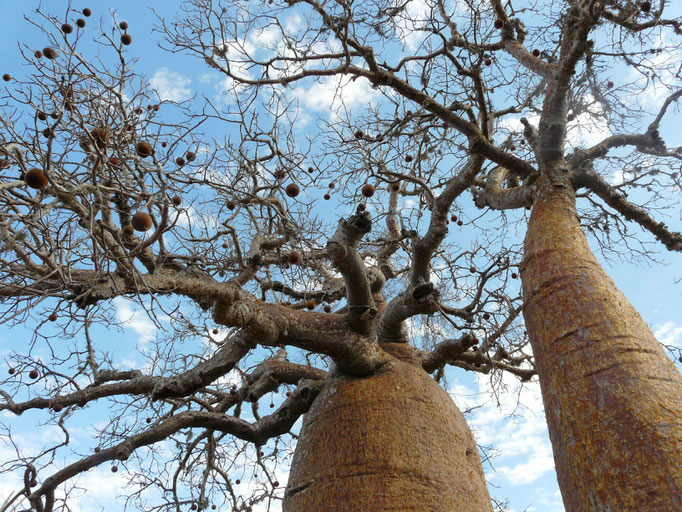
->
[521,175,682,511]
[282,343,493,512]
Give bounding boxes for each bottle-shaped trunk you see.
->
[521,176,682,511]
[283,343,493,512]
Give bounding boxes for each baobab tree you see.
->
[0,1,681,512]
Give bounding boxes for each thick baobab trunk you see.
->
[283,343,492,512]
[521,175,682,511]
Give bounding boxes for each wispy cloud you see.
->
[450,372,555,486]
[113,298,159,344]
[655,321,682,348]
[149,68,193,102]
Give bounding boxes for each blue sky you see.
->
[1,2,682,512]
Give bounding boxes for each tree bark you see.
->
[521,174,682,511]
[283,343,493,512]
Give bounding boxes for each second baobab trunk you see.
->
[521,173,682,512]
[283,343,493,512]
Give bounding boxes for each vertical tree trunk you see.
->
[283,343,493,512]
[521,174,682,511]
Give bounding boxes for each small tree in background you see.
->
[1,1,681,511]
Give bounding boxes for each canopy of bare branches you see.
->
[1,1,681,511]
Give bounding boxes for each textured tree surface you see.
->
[284,343,492,512]
[2,2,682,511]
[521,175,682,511]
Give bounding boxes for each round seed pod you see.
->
[287,251,301,265]
[226,200,236,210]
[641,1,651,12]
[135,141,152,157]
[323,305,332,313]
[532,49,540,57]
[390,182,400,192]
[29,370,39,379]
[457,220,463,226]
[494,19,504,29]
[131,212,153,232]
[111,466,118,473]
[91,127,109,149]
[34,50,43,58]
[122,224,134,236]
[186,151,196,161]
[354,129,364,139]
[49,313,58,322]
[8,367,16,375]
[121,33,132,45]
[53,404,63,412]
[323,193,330,200]
[285,183,300,197]
[405,154,413,163]
[361,184,375,198]
[37,111,47,121]
[83,8,92,17]
[172,195,182,206]
[175,156,185,166]
[43,47,58,59]
[2,74,11,82]
[119,21,128,30]
[62,23,73,34]
[76,18,86,28]
[511,272,518,279]
[306,300,316,310]
[25,168,49,190]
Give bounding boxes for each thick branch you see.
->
[27,380,325,506]
[578,169,682,251]
[1,335,254,414]
[212,299,388,375]
[474,166,536,210]
[326,211,375,334]
[377,282,441,343]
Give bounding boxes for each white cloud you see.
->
[113,298,159,344]
[149,68,193,102]
[654,321,682,348]
[293,74,380,118]
[626,33,682,109]
[450,372,555,486]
